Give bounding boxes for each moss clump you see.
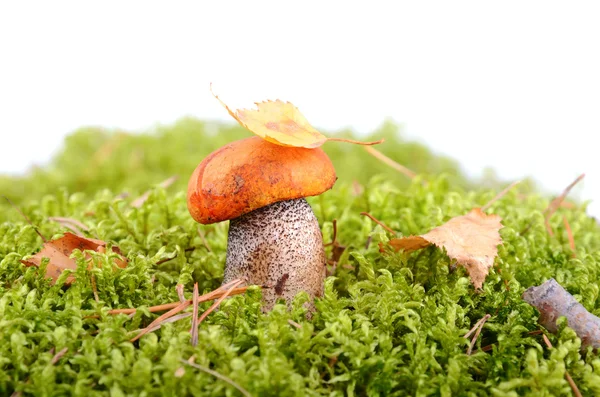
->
[1,121,599,396]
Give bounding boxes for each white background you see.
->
[1,1,598,215]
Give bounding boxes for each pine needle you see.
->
[179,359,253,397]
[190,283,199,346]
[360,212,396,235]
[481,180,521,212]
[541,333,582,397]
[363,146,416,179]
[196,279,245,326]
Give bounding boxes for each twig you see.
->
[481,180,521,212]
[466,314,490,355]
[196,279,246,326]
[179,358,253,397]
[363,146,416,179]
[541,334,582,397]
[563,216,576,257]
[4,196,47,242]
[50,347,68,365]
[190,283,199,347]
[360,212,396,235]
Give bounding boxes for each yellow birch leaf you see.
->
[212,87,383,148]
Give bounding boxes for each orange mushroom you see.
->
[187,136,336,311]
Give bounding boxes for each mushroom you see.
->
[187,136,336,311]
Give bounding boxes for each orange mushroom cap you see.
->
[187,136,337,224]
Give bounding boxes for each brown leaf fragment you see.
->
[523,278,600,349]
[20,232,127,284]
[389,208,503,289]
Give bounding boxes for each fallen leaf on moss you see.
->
[212,87,383,148]
[388,208,503,289]
[21,232,127,284]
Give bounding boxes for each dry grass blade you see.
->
[363,146,416,179]
[466,314,490,355]
[360,212,396,235]
[541,333,582,397]
[481,180,521,212]
[190,283,200,346]
[196,279,246,326]
[180,359,253,397]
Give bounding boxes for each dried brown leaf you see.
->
[389,208,503,289]
[21,232,127,284]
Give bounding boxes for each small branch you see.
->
[363,146,416,179]
[360,212,396,235]
[180,358,253,397]
[481,180,521,212]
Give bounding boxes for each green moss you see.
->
[0,120,598,396]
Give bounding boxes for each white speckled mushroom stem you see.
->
[223,198,326,312]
